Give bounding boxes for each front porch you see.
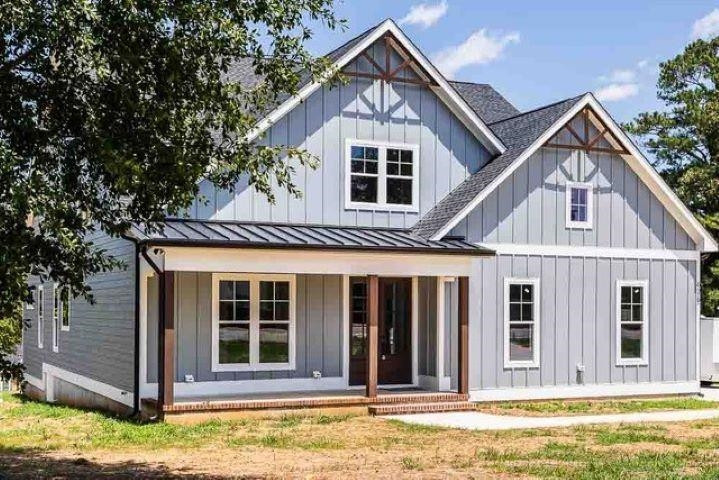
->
[133,219,489,418]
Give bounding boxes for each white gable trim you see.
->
[244,19,506,155]
[431,94,718,252]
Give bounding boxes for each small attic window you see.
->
[566,182,593,229]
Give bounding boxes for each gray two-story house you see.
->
[22,19,717,419]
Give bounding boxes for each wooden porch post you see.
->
[458,276,469,395]
[157,271,175,412]
[366,275,379,398]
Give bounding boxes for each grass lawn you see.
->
[3,393,719,478]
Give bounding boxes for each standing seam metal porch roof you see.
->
[129,219,494,256]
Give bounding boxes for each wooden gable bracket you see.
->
[342,33,438,87]
[544,106,630,155]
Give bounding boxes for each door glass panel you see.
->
[381,281,409,356]
[350,278,367,357]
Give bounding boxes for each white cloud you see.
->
[594,83,639,102]
[691,8,719,40]
[637,59,649,70]
[399,1,448,29]
[432,29,520,78]
[599,69,636,83]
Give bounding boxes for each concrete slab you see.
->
[386,408,719,431]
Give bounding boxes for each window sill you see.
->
[504,361,539,369]
[345,202,419,213]
[61,326,70,332]
[212,363,296,373]
[616,359,648,367]
[566,222,593,230]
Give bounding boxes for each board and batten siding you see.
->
[451,147,696,250]
[468,254,697,390]
[22,233,137,393]
[188,39,491,228]
[146,273,344,383]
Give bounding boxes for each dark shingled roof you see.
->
[412,94,586,239]
[131,219,495,256]
[449,81,520,124]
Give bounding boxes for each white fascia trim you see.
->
[42,363,134,407]
[24,373,44,391]
[480,243,701,262]
[142,376,348,399]
[432,93,718,252]
[245,19,505,155]
[469,381,700,402]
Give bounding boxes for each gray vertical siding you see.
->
[189,39,491,228]
[146,273,344,383]
[452,147,696,250]
[22,233,137,393]
[469,254,697,390]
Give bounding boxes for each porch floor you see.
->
[142,388,467,414]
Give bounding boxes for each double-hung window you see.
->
[617,280,648,365]
[59,287,70,331]
[504,278,540,368]
[37,285,44,349]
[346,140,419,211]
[566,182,593,229]
[52,284,60,352]
[212,274,295,372]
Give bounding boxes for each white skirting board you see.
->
[469,381,700,402]
[41,363,134,407]
[23,373,44,391]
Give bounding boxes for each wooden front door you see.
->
[348,277,413,386]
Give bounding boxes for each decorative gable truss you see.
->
[544,106,629,156]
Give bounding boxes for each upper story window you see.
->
[616,280,648,365]
[345,140,419,212]
[566,182,593,229]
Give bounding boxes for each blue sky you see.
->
[306,1,719,123]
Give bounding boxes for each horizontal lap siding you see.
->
[146,273,344,382]
[22,234,136,392]
[470,255,698,389]
[453,148,696,250]
[190,39,490,228]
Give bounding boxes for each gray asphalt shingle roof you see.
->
[131,219,494,256]
[448,81,520,124]
[412,95,586,239]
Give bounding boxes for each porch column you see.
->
[458,276,469,395]
[366,275,379,398]
[157,270,175,411]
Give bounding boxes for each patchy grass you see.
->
[483,396,719,416]
[3,392,719,478]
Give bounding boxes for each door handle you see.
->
[381,354,386,360]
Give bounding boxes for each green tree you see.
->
[0,310,23,383]
[0,1,343,320]
[625,36,719,315]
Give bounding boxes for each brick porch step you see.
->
[368,400,475,416]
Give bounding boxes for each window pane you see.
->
[351,324,366,356]
[631,305,642,323]
[259,323,289,363]
[260,281,274,301]
[275,301,289,321]
[235,301,250,321]
[260,300,274,321]
[351,176,378,203]
[61,290,70,327]
[386,178,412,205]
[235,281,249,301]
[219,301,234,321]
[621,286,631,304]
[387,162,398,176]
[400,150,413,163]
[275,282,289,301]
[576,188,587,204]
[219,324,250,364]
[521,303,533,322]
[509,303,521,321]
[351,146,364,158]
[365,147,378,160]
[219,281,234,300]
[351,159,364,173]
[509,284,521,302]
[352,280,366,297]
[400,164,413,176]
[621,324,642,359]
[509,324,534,362]
[387,148,399,162]
[521,284,533,302]
[632,287,642,303]
[365,160,378,174]
[620,304,631,322]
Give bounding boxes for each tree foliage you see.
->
[625,37,719,314]
[0,1,343,320]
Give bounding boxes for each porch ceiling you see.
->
[129,218,493,256]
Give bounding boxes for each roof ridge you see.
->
[448,79,491,86]
[488,93,587,126]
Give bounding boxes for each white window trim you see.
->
[60,286,70,332]
[565,181,594,229]
[616,279,649,366]
[52,283,59,353]
[25,286,36,311]
[503,277,540,369]
[211,273,296,372]
[37,285,44,349]
[344,138,420,212]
